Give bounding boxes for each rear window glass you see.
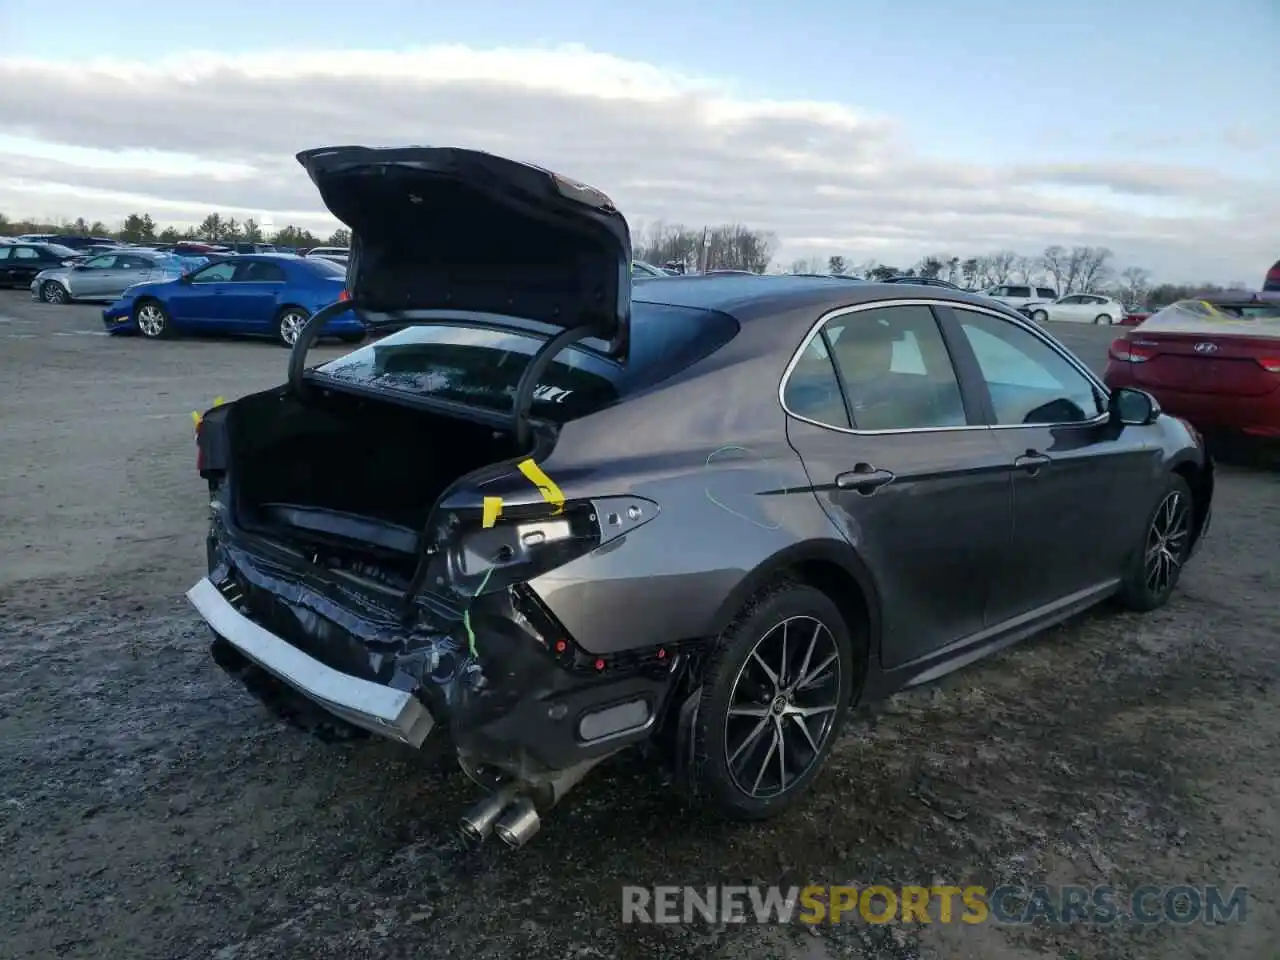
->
[43,244,77,257]
[304,258,347,277]
[1143,299,1280,327]
[1037,288,1056,299]
[312,302,738,422]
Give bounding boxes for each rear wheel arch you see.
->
[707,540,880,671]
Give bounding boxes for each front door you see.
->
[783,301,1014,668]
[168,260,239,326]
[71,254,124,298]
[943,304,1159,621]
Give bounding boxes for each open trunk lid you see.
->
[1125,299,1280,397]
[295,145,632,359]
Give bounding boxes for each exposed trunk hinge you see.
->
[287,298,367,397]
[396,322,596,618]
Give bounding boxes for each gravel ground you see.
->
[1,293,1276,960]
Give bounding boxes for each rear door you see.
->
[217,259,288,331]
[943,304,1156,619]
[784,300,1014,667]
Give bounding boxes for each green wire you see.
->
[463,566,496,659]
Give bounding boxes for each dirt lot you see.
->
[1,293,1277,960]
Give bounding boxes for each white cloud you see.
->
[0,44,1274,282]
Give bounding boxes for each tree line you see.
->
[637,222,1251,308]
[2,210,1250,308]
[0,212,349,250]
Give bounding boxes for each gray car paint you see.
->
[509,278,1208,682]
[33,251,182,302]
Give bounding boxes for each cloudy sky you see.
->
[1,0,1275,282]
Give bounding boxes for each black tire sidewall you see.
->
[1095,314,1110,325]
[1033,311,1048,322]
[44,282,67,304]
[689,582,855,820]
[1119,474,1194,611]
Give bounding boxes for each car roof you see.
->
[632,273,1016,325]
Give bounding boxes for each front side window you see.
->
[190,262,237,283]
[821,304,967,431]
[1005,286,1031,298]
[953,308,1103,425]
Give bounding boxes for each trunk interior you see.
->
[227,387,530,565]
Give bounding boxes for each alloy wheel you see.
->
[279,311,308,346]
[136,304,166,337]
[723,615,843,799]
[1145,490,1190,596]
[44,282,67,304]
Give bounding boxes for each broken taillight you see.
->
[1109,338,1152,363]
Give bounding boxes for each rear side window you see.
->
[1005,286,1031,298]
[1037,287,1056,299]
[784,339,851,428]
[303,258,347,278]
[313,302,738,423]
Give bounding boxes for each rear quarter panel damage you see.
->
[522,322,846,656]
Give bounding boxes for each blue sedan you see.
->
[102,254,364,346]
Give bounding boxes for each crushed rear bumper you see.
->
[187,576,435,746]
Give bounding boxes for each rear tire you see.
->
[275,307,310,347]
[135,300,171,339]
[1094,313,1113,325]
[1032,310,1048,323]
[1117,474,1194,612]
[684,581,854,821]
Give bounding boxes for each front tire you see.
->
[1117,474,1194,612]
[1032,310,1049,323]
[685,581,854,820]
[135,300,171,339]
[42,281,69,304]
[275,307,310,347]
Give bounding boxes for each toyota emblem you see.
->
[1193,342,1218,354]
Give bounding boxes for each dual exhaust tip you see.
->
[459,786,541,849]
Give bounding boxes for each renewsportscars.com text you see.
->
[621,884,1249,926]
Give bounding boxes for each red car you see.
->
[1103,293,1280,439]
[1120,308,1152,327]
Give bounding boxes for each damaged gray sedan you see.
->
[188,145,1214,848]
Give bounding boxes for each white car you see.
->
[982,283,1059,311]
[1025,293,1125,325]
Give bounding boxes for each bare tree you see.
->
[827,255,847,275]
[1012,255,1040,284]
[1072,246,1114,293]
[943,256,961,285]
[1040,245,1068,293]
[1116,266,1151,307]
[960,257,980,289]
[915,255,945,279]
[852,259,880,279]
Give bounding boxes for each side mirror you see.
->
[1110,387,1160,426]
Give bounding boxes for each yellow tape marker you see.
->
[192,397,228,431]
[481,496,504,529]
[517,458,565,514]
